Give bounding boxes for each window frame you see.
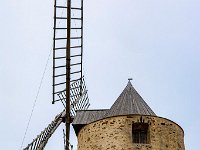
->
[132,123,149,144]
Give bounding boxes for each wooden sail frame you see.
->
[24,0,89,149]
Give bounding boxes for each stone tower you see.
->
[72,81,185,150]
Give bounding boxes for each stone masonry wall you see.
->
[77,115,184,150]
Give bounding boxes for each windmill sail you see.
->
[23,79,89,150]
[52,1,87,149]
[52,0,84,104]
[23,110,66,150]
[57,77,90,117]
[23,0,89,149]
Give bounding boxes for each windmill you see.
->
[23,0,89,149]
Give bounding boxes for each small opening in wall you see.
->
[132,123,149,144]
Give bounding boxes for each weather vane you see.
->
[128,78,133,81]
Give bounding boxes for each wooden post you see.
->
[66,0,71,149]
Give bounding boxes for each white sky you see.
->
[1,0,200,150]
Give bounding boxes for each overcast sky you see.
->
[1,0,200,150]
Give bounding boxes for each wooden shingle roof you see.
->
[72,109,108,135]
[73,109,108,125]
[105,81,156,117]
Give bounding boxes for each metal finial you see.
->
[128,78,133,81]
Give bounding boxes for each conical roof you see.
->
[105,81,156,117]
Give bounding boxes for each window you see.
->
[132,123,149,144]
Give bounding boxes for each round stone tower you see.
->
[73,81,185,150]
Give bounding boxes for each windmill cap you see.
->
[104,81,156,118]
